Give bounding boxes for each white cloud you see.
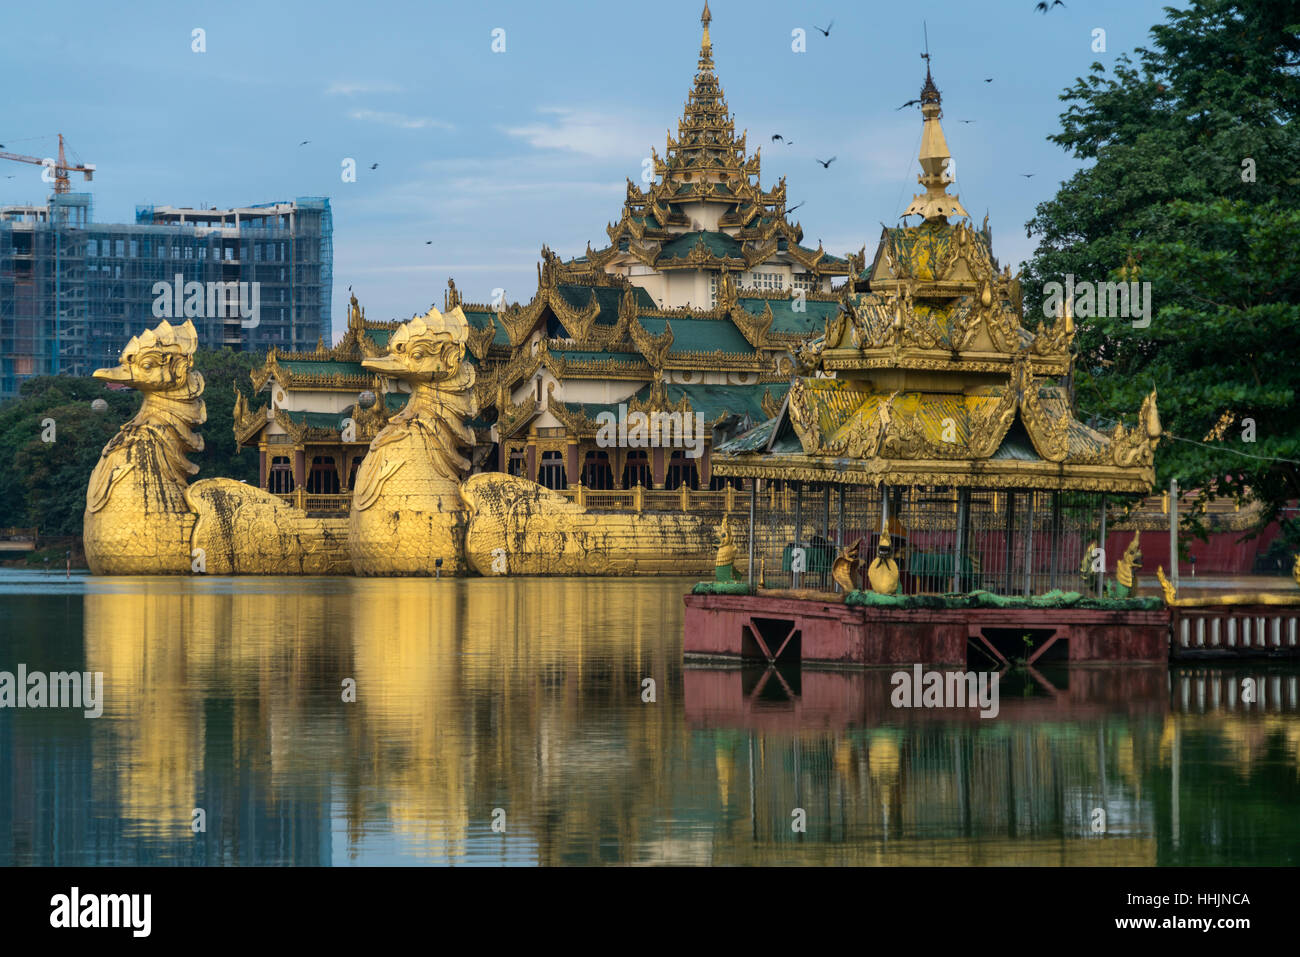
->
[348,109,453,131]
[326,81,402,96]
[501,107,663,160]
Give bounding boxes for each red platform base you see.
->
[682,593,1170,667]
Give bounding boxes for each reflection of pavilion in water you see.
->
[8,581,1292,865]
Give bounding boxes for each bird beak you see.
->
[362,354,405,375]
[92,363,133,384]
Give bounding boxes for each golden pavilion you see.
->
[234,5,852,507]
[711,65,1161,595]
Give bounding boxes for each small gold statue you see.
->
[714,518,737,582]
[1080,539,1099,590]
[867,532,902,595]
[832,537,864,594]
[1108,530,1142,598]
[1156,565,1177,603]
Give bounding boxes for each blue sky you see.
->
[1,0,1182,340]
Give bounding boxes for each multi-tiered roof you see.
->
[713,68,1161,494]
[453,4,855,450]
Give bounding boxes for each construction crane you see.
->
[0,134,95,193]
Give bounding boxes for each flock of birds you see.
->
[763,3,1071,214]
[280,5,1069,240]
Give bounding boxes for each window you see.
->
[622,449,650,489]
[307,456,339,494]
[347,458,361,490]
[508,449,527,477]
[537,451,567,490]
[115,239,124,257]
[268,456,294,494]
[581,451,614,490]
[665,451,699,490]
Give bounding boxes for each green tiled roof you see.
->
[464,307,511,346]
[638,316,753,355]
[554,283,655,322]
[280,410,349,430]
[657,230,744,260]
[736,297,841,337]
[280,359,367,378]
[663,382,779,423]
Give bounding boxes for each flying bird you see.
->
[1021,173,1035,178]
[815,156,837,168]
[370,162,379,169]
[298,140,310,146]
[896,99,921,110]
[814,20,834,36]
[787,202,805,214]
[425,240,433,244]
[984,77,994,83]
[1034,0,1066,11]
[959,119,976,124]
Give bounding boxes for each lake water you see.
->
[1,569,1297,865]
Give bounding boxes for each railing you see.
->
[557,485,738,513]
[1170,605,1300,657]
[275,491,352,514]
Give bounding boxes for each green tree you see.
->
[1022,0,1300,534]
[193,347,260,486]
[0,348,262,536]
[0,377,134,535]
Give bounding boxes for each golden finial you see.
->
[700,2,713,62]
[901,58,970,224]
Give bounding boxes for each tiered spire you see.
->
[667,3,747,175]
[901,63,970,223]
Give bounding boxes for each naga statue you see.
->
[83,319,349,575]
[1106,530,1142,599]
[832,537,864,594]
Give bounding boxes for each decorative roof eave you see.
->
[663,349,769,371]
[497,391,541,438]
[709,453,1156,494]
[821,351,1071,377]
[728,299,773,349]
[233,403,269,445]
[628,315,674,368]
[786,241,850,275]
[542,351,652,380]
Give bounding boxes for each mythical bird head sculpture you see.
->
[94,319,202,398]
[362,306,469,384]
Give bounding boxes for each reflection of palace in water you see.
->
[2,579,1298,865]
